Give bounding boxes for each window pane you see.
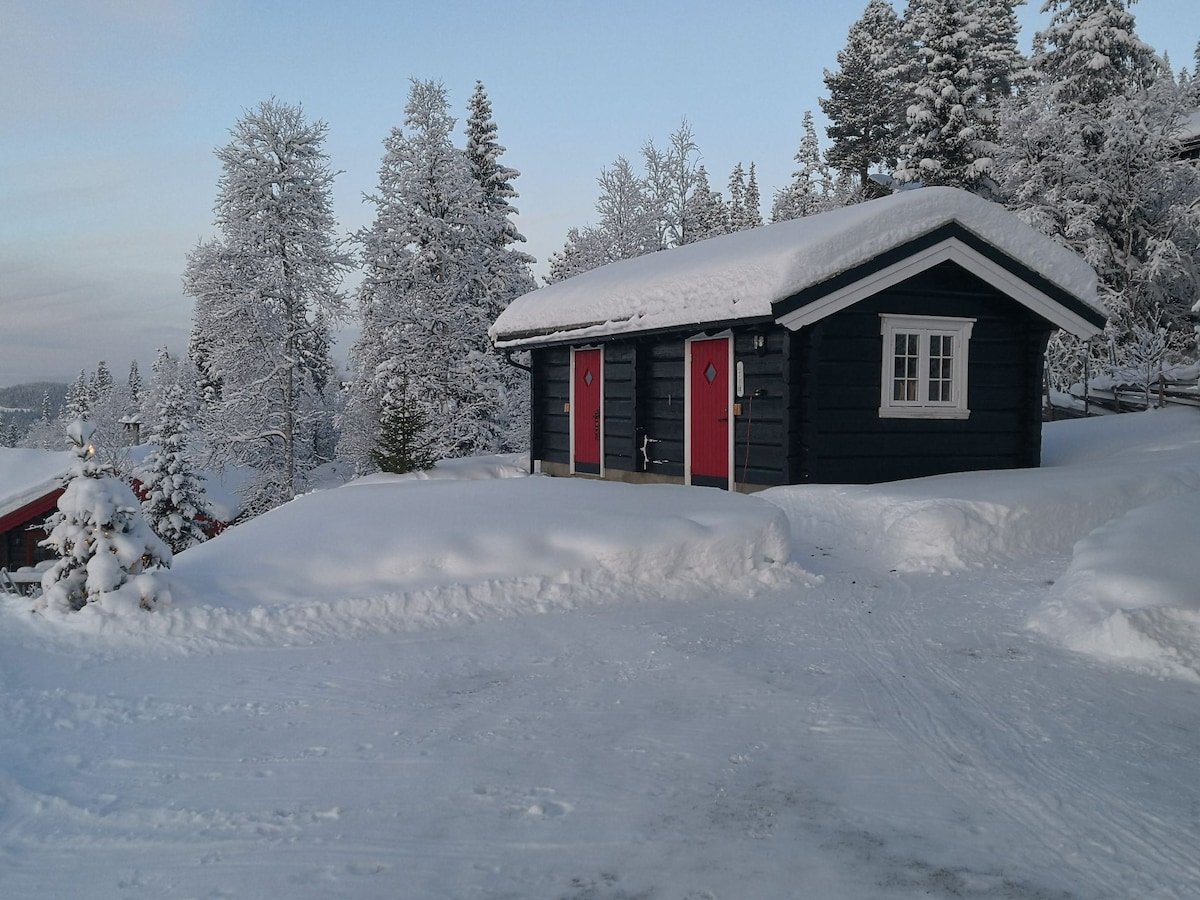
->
[928,332,953,403]
[892,331,920,402]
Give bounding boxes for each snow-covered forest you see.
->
[3,0,1199,528]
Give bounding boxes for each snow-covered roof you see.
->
[0,448,73,522]
[1176,107,1200,145]
[491,187,1102,348]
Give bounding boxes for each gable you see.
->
[771,224,1106,338]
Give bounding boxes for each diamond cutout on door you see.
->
[704,362,718,384]
[584,370,593,386]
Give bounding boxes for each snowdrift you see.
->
[762,408,1200,573]
[7,471,794,653]
[1030,491,1200,682]
[762,407,1200,680]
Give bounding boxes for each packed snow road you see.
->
[3,554,1197,898]
[2,412,1199,898]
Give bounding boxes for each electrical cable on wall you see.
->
[738,389,766,489]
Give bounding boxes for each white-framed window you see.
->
[879,314,975,419]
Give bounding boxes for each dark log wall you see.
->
[791,261,1054,483]
[530,345,571,466]
[603,342,638,472]
[635,340,686,480]
[730,329,789,488]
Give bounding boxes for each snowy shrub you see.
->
[37,420,171,613]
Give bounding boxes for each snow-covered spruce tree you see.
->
[90,360,114,407]
[545,225,611,284]
[134,350,209,555]
[996,0,1200,386]
[347,80,529,473]
[464,81,537,452]
[86,359,139,449]
[744,163,762,228]
[896,0,997,193]
[820,0,911,197]
[38,419,171,613]
[681,165,729,242]
[127,360,142,410]
[973,0,1031,103]
[65,370,89,422]
[772,110,833,222]
[184,99,350,515]
[727,162,762,231]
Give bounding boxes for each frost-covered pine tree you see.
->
[744,163,762,228]
[726,162,762,231]
[820,0,911,196]
[464,81,537,451]
[772,111,833,222]
[184,99,350,514]
[347,80,523,472]
[727,163,746,228]
[38,419,171,613]
[682,165,729,242]
[84,359,138,449]
[972,0,1031,103]
[135,350,209,555]
[65,370,89,422]
[127,360,142,409]
[545,225,611,283]
[896,0,996,192]
[996,0,1200,387]
[90,360,114,407]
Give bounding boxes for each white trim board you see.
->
[773,237,1104,339]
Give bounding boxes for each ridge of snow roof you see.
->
[491,187,1101,347]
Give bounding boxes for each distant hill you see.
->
[0,382,67,434]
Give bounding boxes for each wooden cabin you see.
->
[0,450,71,571]
[491,187,1106,490]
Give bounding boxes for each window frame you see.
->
[878,314,975,420]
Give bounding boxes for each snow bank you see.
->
[491,187,1099,347]
[5,471,795,653]
[762,408,1200,574]
[1030,491,1200,682]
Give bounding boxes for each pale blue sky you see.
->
[1,0,1196,386]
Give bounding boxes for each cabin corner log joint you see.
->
[492,187,1106,490]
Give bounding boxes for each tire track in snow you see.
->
[825,561,1200,899]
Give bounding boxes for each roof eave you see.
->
[492,314,778,350]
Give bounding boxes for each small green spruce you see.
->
[371,378,436,474]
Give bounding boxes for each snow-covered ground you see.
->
[2,411,1199,899]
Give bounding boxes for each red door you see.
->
[573,348,602,474]
[689,337,730,486]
